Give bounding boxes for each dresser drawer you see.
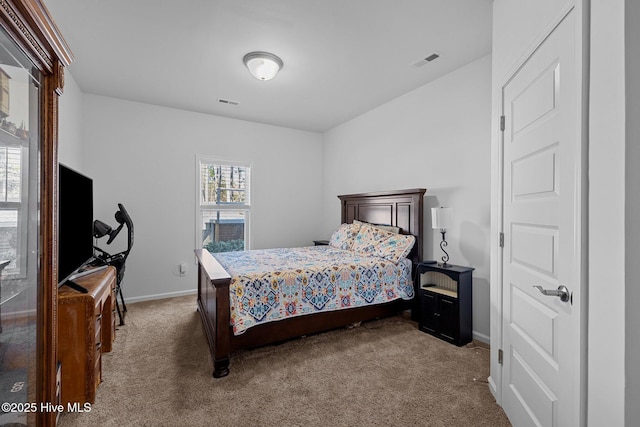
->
[95,314,102,334]
[94,300,103,316]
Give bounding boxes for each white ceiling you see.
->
[45,0,493,133]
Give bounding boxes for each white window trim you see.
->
[195,155,252,252]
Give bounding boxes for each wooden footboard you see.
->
[195,249,232,378]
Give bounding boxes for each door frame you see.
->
[489,2,589,424]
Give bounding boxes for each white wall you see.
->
[625,0,640,423]
[57,72,84,171]
[589,0,626,424]
[80,94,323,301]
[321,55,492,341]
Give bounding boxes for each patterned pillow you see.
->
[351,224,395,255]
[329,222,362,250]
[374,234,416,263]
[353,219,401,234]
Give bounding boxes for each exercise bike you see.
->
[92,203,134,325]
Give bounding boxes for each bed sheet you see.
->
[213,246,414,335]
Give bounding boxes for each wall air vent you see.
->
[412,53,440,68]
[217,98,239,106]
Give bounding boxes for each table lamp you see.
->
[431,207,453,266]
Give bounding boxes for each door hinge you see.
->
[500,115,505,131]
[499,232,504,248]
[498,348,504,365]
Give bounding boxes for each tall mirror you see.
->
[0,24,42,426]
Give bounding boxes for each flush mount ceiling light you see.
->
[243,51,283,81]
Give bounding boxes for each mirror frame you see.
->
[0,1,72,425]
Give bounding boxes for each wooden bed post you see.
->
[210,278,231,378]
[195,249,231,377]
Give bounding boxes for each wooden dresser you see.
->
[58,266,117,404]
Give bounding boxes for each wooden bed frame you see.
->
[195,188,426,378]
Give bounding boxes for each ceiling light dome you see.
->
[243,51,283,81]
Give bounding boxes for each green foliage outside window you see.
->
[204,239,244,253]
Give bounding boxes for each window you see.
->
[196,156,250,253]
[0,62,34,278]
[0,146,24,274]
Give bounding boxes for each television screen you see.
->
[58,164,94,284]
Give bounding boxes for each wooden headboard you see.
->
[338,188,426,264]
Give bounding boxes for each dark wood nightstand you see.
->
[415,262,474,346]
[313,240,329,246]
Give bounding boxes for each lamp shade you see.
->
[431,207,453,231]
[243,51,283,81]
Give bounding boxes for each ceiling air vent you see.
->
[412,53,440,68]
[217,98,239,106]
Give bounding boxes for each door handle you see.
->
[533,285,571,303]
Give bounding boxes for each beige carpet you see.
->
[58,295,510,427]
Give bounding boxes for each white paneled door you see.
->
[501,9,582,427]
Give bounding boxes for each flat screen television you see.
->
[58,164,94,284]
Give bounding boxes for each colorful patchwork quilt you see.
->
[213,246,414,335]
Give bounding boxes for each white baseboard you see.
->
[488,375,498,399]
[473,330,490,344]
[124,289,197,304]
